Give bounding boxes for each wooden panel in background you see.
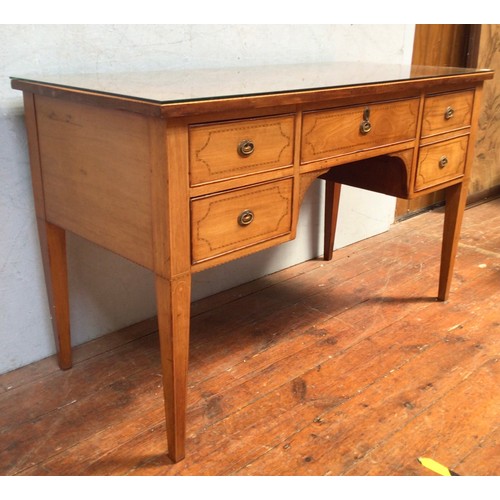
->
[469,24,500,200]
[411,25,471,67]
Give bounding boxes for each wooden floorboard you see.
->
[1,198,499,476]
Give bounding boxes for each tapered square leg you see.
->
[323,180,342,261]
[23,92,72,369]
[37,220,72,369]
[438,183,468,301]
[155,273,191,463]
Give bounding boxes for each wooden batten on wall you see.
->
[468,24,500,204]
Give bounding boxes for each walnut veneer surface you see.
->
[11,62,493,462]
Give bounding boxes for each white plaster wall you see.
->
[0,25,415,374]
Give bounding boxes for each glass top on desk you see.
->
[11,62,492,104]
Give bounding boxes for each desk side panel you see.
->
[34,95,154,269]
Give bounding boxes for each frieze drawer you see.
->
[189,115,295,186]
[301,98,419,163]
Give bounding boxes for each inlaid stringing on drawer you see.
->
[301,98,419,163]
[421,90,474,138]
[189,115,295,186]
[415,135,469,191]
[191,178,293,263]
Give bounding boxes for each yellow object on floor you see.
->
[418,457,460,476]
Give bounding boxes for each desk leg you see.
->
[155,273,191,463]
[324,180,341,261]
[38,220,72,369]
[23,92,71,369]
[438,183,468,301]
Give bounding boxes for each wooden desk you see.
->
[11,63,493,462]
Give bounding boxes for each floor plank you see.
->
[2,198,499,476]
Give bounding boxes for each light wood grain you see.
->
[35,95,154,268]
[191,179,293,264]
[149,117,192,461]
[415,135,468,191]
[150,117,191,279]
[189,115,294,185]
[301,98,419,163]
[22,93,72,369]
[421,89,473,137]
[155,274,191,463]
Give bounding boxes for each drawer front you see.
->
[189,115,294,186]
[191,178,293,263]
[301,98,419,163]
[421,90,474,137]
[415,136,469,191]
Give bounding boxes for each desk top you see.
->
[11,62,494,117]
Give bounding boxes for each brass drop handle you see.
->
[444,106,454,120]
[439,155,449,168]
[238,209,254,226]
[237,139,255,157]
[359,107,372,135]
